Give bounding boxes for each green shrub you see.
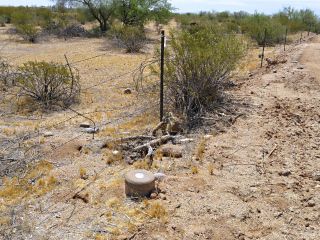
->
[15,61,80,106]
[153,29,246,119]
[0,15,6,27]
[108,24,147,52]
[11,11,41,43]
[0,57,11,86]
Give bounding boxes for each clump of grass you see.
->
[79,167,88,179]
[209,163,214,175]
[48,174,57,184]
[106,151,123,165]
[197,140,205,160]
[190,165,198,174]
[133,158,150,170]
[147,201,166,219]
[94,235,106,240]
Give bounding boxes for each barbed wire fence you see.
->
[0,33,169,238]
[0,28,314,239]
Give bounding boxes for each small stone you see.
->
[180,138,194,143]
[80,122,90,128]
[150,192,158,199]
[117,235,130,240]
[291,61,298,63]
[44,131,53,137]
[297,67,304,69]
[258,54,263,58]
[124,88,132,94]
[266,58,278,65]
[307,201,316,207]
[160,143,183,158]
[313,174,320,181]
[204,135,212,139]
[273,69,277,73]
[161,195,166,200]
[229,80,237,86]
[113,150,119,155]
[278,170,291,176]
[170,120,183,134]
[85,127,99,133]
[249,73,255,77]
[154,173,167,180]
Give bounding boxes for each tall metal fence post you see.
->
[284,25,288,51]
[261,28,267,68]
[160,30,165,122]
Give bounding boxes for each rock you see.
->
[307,201,316,207]
[154,173,167,180]
[113,150,120,156]
[266,58,278,65]
[291,61,298,63]
[258,53,263,58]
[273,69,277,73]
[170,119,183,134]
[44,131,53,137]
[117,235,131,240]
[229,80,237,86]
[159,193,166,200]
[203,135,212,139]
[150,192,158,199]
[160,143,183,157]
[180,138,194,143]
[297,67,304,69]
[124,88,132,94]
[278,170,291,176]
[248,73,255,77]
[80,122,90,128]
[85,127,99,133]
[312,174,320,181]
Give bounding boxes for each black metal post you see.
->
[261,28,267,68]
[160,30,165,122]
[284,25,288,51]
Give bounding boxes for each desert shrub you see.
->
[225,21,240,33]
[15,61,80,106]
[0,16,6,27]
[11,11,40,43]
[0,57,11,86]
[108,24,147,52]
[56,22,86,39]
[154,29,246,119]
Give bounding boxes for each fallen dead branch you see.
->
[267,144,278,158]
[133,135,173,152]
[101,135,155,148]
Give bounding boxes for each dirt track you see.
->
[133,35,320,239]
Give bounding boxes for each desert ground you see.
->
[1,22,320,240]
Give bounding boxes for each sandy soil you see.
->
[132,34,320,240]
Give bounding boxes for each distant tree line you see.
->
[175,6,320,46]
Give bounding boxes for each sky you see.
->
[1,0,320,17]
